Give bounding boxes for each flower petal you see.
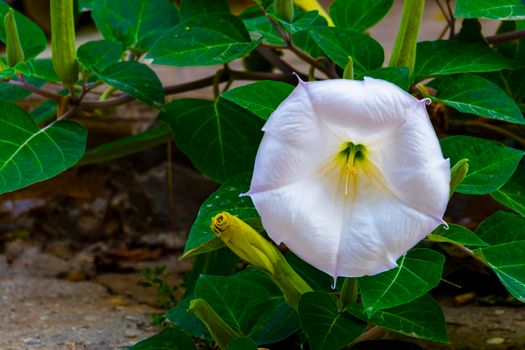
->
[247,78,450,278]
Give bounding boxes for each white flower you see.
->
[245,77,450,279]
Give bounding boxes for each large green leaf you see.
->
[147,14,260,67]
[0,3,46,60]
[194,275,270,330]
[358,249,444,316]
[166,294,208,339]
[77,40,123,71]
[182,174,260,258]
[360,67,410,91]
[286,252,339,292]
[455,0,525,20]
[299,291,367,350]
[16,59,59,82]
[414,40,517,79]
[428,224,489,247]
[89,61,164,108]
[475,211,525,245]
[329,0,393,31]
[428,74,524,124]
[347,294,448,343]
[242,9,285,45]
[160,98,264,183]
[476,241,525,302]
[222,81,294,120]
[128,327,196,350]
[227,337,257,350]
[491,165,525,216]
[179,0,230,20]
[78,124,171,166]
[0,102,86,194]
[241,297,300,345]
[440,136,524,194]
[91,0,179,50]
[309,26,384,72]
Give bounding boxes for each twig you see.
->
[445,0,456,38]
[486,29,525,44]
[289,45,338,78]
[464,120,525,147]
[79,70,298,109]
[8,79,62,101]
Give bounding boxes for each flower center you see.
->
[337,142,367,197]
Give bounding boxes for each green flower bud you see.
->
[275,0,294,22]
[343,56,354,80]
[4,8,24,67]
[450,158,469,197]
[187,298,240,350]
[51,0,79,89]
[211,212,312,308]
[389,0,425,75]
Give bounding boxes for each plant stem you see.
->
[79,70,297,109]
[464,121,525,147]
[486,29,525,44]
[9,78,62,101]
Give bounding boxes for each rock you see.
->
[486,337,506,345]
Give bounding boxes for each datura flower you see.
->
[245,77,450,279]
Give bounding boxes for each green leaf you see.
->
[299,291,367,350]
[30,99,58,125]
[476,241,525,302]
[330,0,393,31]
[281,10,324,33]
[166,294,208,339]
[77,40,123,71]
[440,136,524,194]
[491,165,525,216]
[358,249,444,316]
[78,124,171,166]
[360,67,410,91]
[182,174,260,258]
[414,40,517,79]
[428,74,524,124]
[90,61,164,108]
[428,224,489,247]
[347,294,448,343]
[242,297,300,345]
[179,0,230,20]
[16,59,59,82]
[309,26,384,72]
[194,275,270,330]
[0,3,46,60]
[147,14,261,67]
[227,337,257,350]
[476,211,525,245]
[0,102,86,194]
[222,81,294,120]
[242,9,286,45]
[160,98,264,183]
[79,0,94,11]
[286,252,338,292]
[455,0,525,20]
[128,327,196,350]
[91,0,179,50]
[234,268,282,297]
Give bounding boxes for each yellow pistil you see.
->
[337,142,366,198]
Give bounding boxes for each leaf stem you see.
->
[463,120,525,147]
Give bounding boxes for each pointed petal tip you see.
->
[419,97,432,105]
[292,72,305,85]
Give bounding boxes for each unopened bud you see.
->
[4,9,24,67]
[275,0,294,22]
[343,56,354,80]
[188,298,240,350]
[211,212,312,308]
[51,0,79,89]
[450,158,469,197]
